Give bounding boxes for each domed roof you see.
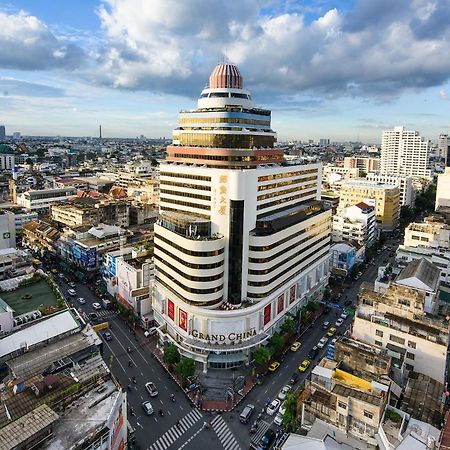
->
[209,63,243,89]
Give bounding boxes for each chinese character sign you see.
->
[179,309,188,332]
[167,299,175,321]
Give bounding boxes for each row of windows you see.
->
[160,197,211,210]
[157,267,223,294]
[171,153,283,162]
[247,248,328,299]
[160,189,211,201]
[160,205,210,220]
[199,92,252,99]
[154,243,224,269]
[249,224,331,263]
[250,217,331,253]
[155,254,223,282]
[156,234,224,257]
[257,175,317,191]
[175,133,275,149]
[258,168,317,182]
[160,180,211,191]
[160,172,211,182]
[157,277,223,307]
[257,189,316,211]
[257,182,317,202]
[248,237,330,277]
[180,117,270,126]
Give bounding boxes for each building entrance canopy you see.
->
[185,331,269,352]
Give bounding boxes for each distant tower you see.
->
[99,125,102,140]
[0,126,5,140]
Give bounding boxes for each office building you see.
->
[0,125,5,140]
[438,134,449,161]
[338,179,400,232]
[380,126,431,178]
[0,211,16,250]
[353,259,448,384]
[153,62,331,372]
[319,138,330,146]
[332,202,376,247]
[0,144,14,171]
[344,156,380,173]
[436,167,450,210]
[366,173,415,207]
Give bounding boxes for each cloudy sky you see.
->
[0,0,449,142]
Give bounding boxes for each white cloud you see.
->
[440,89,448,100]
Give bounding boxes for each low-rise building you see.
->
[17,187,77,213]
[366,173,415,207]
[0,248,32,281]
[0,144,15,171]
[330,242,356,276]
[353,259,448,384]
[332,202,376,247]
[339,180,400,232]
[300,359,390,440]
[0,210,16,250]
[323,165,360,185]
[22,220,60,254]
[321,190,340,214]
[344,156,380,173]
[436,167,450,210]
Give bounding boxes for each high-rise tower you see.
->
[153,63,331,371]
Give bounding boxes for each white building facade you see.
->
[381,126,431,178]
[16,187,77,213]
[366,173,415,207]
[153,63,331,371]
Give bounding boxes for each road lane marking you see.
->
[103,341,126,373]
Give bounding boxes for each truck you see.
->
[102,299,111,309]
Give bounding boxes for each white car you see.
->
[317,337,328,349]
[340,312,349,320]
[266,399,281,416]
[92,303,101,310]
[278,385,291,401]
[67,289,76,296]
[279,402,287,416]
[274,412,284,426]
[78,297,86,304]
[335,318,344,327]
[145,382,158,397]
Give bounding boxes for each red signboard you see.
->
[289,285,296,304]
[179,309,187,332]
[167,299,175,321]
[264,304,271,325]
[277,295,284,314]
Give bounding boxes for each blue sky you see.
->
[0,0,449,142]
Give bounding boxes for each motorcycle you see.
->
[132,377,137,384]
[170,394,175,402]
[128,360,132,367]
[127,347,132,353]
[159,409,164,417]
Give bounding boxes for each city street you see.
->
[54,238,399,450]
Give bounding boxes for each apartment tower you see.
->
[153,63,331,371]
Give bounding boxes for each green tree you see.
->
[269,333,284,356]
[280,318,296,335]
[253,347,271,366]
[282,391,298,431]
[400,205,415,229]
[360,170,367,178]
[163,344,181,365]
[323,287,331,301]
[176,357,195,379]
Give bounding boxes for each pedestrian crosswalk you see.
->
[95,310,117,320]
[149,408,203,450]
[250,420,271,448]
[211,415,241,450]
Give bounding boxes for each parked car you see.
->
[274,412,284,426]
[335,318,344,327]
[340,312,349,320]
[78,297,86,304]
[68,281,76,288]
[145,382,158,397]
[327,327,336,337]
[298,359,310,372]
[322,321,330,330]
[290,341,301,352]
[239,404,255,424]
[278,385,291,401]
[142,401,154,415]
[289,372,299,384]
[268,361,280,373]
[92,302,101,310]
[308,346,319,359]
[317,337,328,348]
[266,399,281,416]
[259,429,276,449]
[67,289,76,296]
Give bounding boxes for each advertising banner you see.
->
[167,299,175,321]
[179,309,187,332]
[277,294,284,314]
[263,304,271,326]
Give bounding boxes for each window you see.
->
[390,334,405,345]
[375,329,383,337]
[374,340,382,347]
[407,341,416,349]
[405,363,414,371]
[398,298,410,307]
[406,352,415,360]
[338,401,347,409]
[364,411,374,420]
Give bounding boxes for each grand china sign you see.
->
[191,328,256,342]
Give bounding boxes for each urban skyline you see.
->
[1,0,450,141]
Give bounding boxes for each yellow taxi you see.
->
[327,327,337,337]
[268,361,281,372]
[290,341,301,352]
[298,359,311,372]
